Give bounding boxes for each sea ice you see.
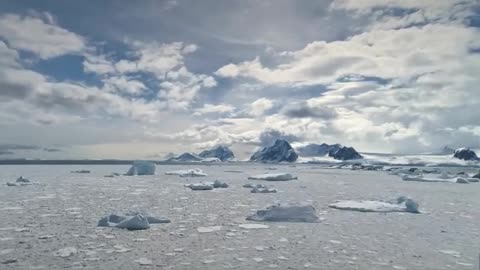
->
[248,173,297,181]
[125,161,156,176]
[246,203,320,222]
[165,168,207,177]
[329,196,420,213]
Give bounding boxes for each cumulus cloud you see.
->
[0,13,85,59]
[194,104,235,115]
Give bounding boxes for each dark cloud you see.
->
[258,128,300,146]
[282,101,337,119]
[0,150,14,155]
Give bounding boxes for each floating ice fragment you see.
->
[54,247,77,258]
[125,161,156,176]
[197,226,222,233]
[165,168,207,177]
[185,183,213,190]
[246,204,320,222]
[248,173,297,181]
[329,196,420,213]
[134,257,152,265]
[238,224,269,229]
[98,212,170,230]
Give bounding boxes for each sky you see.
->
[0,0,479,159]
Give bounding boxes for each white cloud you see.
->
[102,76,147,95]
[0,13,85,59]
[216,24,480,87]
[194,104,235,115]
[249,98,274,116]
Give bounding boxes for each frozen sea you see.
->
[0,164,479,269]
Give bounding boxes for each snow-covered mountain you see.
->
[296,143,362,160]
[198,146,234,161]
[250,139,298,162]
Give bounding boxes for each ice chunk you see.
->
[185,183,213,190]
[71,170,90,174]
[329,196,420,213]
[165,168,207,177]
[243,183,254,188]
[97,212,169,230]
[115,215,150,230]
[6,176,32,186]
[125,211,171,224]
[54,247,77,258]
[197,226,222,233]
[248,173,297,181]
[246,203,320,223]
[238,224,269,229]
[212,180,228,188]
[16,176,30,183]
[125,161,156,176]
[456,177,470,184]
[251,185,277,193]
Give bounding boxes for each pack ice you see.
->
[246,203,320,222]
[329,196,420,213]
[125,161,156,176]
[248,173,297,181]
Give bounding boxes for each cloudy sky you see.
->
[0,0,479,159]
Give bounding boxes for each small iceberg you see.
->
[125,161,156,176]
[6,176,32,186]
[185,180,229,190]
[185,183,214,190]
[248,173,297,181]
[71,170,91,174]
[329,196,420,213]
[246,203,320,222]
[250,184,277,193]
[165,168,207,177]
[212,180,228,188]
[400,172,478,184]
[98,212,170,230]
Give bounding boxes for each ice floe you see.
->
[246,203,320,222]
[71,170,90,174]
[197,226,222,233]
[238,224,269,229]
[185,183,214,190]
[125,161,156,176]
[250,184,277,193]
[248,173,297,181]
[6,176,33,186]
[98,212,170,230]
[400,173,479,184]
[329,196,420,213]
[165,168,207,177]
